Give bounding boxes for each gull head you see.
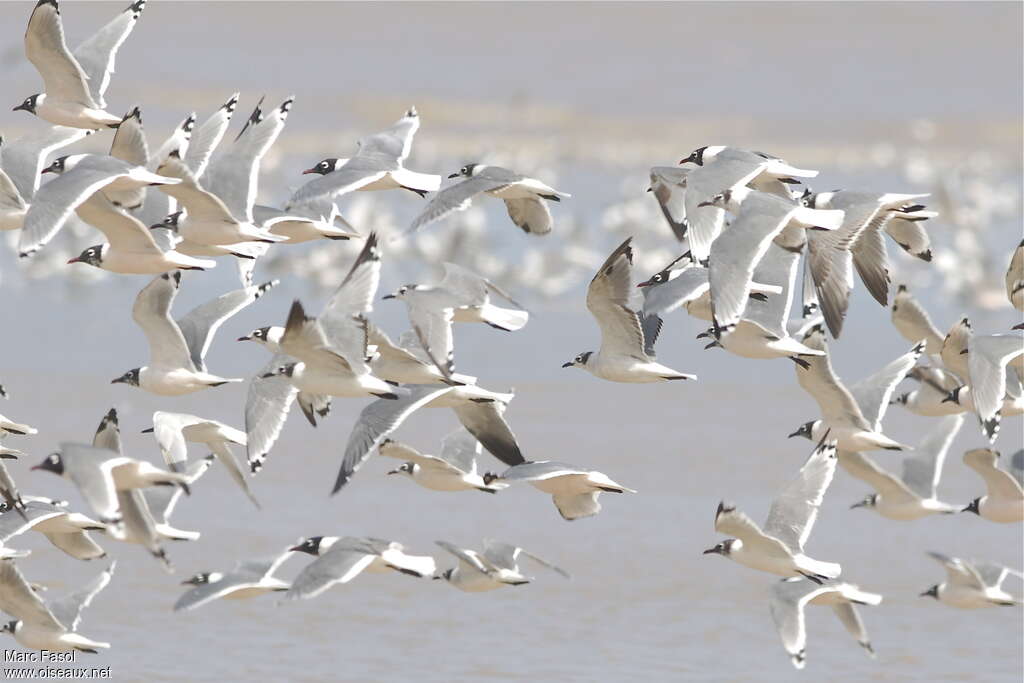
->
[679,146,708,166]
[562,351,593,369]
[892,392,910,406]
[850,494,878,510]
[12,94,41,115]
[920,585,940,599]
[696,189,732,210]
[387,462,417,478]
[30,452,64,476]
[159,211,183,231]
[42,154,74,175]
[261,362,299,379]
[449,163,483,179]
[941,386,964,405]
[382,285,419,301]
[962,498,981,515]
[303,158,340,175]
[111,368,141,387]
[289,536,325,556]
[788,420,817,440]
[182,572,221,586]
[433,568,454,582]
[238,325,282,346]
[702,539,735,557]
[67,245,105,268]
[0,620,19,636]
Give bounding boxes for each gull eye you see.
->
[653,273,665,283]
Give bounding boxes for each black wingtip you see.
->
[128,0,146,15]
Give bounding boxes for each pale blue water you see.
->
[0,2,1021,681]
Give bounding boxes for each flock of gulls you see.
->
[0,0,1021,671]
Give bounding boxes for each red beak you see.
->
[636,280,651,287]
[67,256,81,264]
[301,168,316,175]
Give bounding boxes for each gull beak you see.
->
[40,167,55,175]
[386,469,400,475]
[237,335,251,342]
[703,341,720,350]
[850,500,867,509]
[561,362,574,368]
[140,427,154,434]
[447,173,459,179]
[301,167,317,175]
[786,429,801,438]
[696,200,714,208]
[695,331,710,340]
[941,392,957,404]
[636,279,652,287]
[645,187,652,192]
[381,294,396,300]
[259,372,276,379]
[287,545,303,552]
[702,546,721,555]
[959,349,968,355]
[66,256,81,264]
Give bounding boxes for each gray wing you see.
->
[356,108,419,162]
[176,279,278,372]
[204,96,293,222]
[235,549,294,581]
[286,157,389,208]
[150,411,191,469]
[209,441,260,509]
[91,407,121,453]
[437,428,481,474]
[280,300,355,374]
[504,197,553,235]
[485,540,570,579]
[973,562,1013,589]
[437,262,491,306]
[115,489,163,556]
[940,318,972,381]
[76,185,164,254]
[0,506,59,543]
[453,399,524,468]
[184,93,238,178]
[830,602,873,656]
[149,111,194,173]
[640,261,710,317]
[319,234,381,374]
[332,386,453,493]
[709,193,795,331]
[24,0,95,107]
[900,415,963,499]
[0,126,91,199]
[649,166,690,241]
[0,560,64,630]
[58,443,123,523]
[891,285,945,356]
[133,272,195,371]
[408,175,509,232]
[245,354,298,473]
[769,578,829,667]
[435,541,490,574]
[851,213,892,305]
[927,552,985,590]
[848,341,924,430]
[684,157,767,262]
[19,157,131,256]
[173,573,255,611]
[108,107,149,168]
[967,335,1024,442]
[145,457,211,522]
[0,460,24,513]
[42,529,106,561]
[72,0,144,108]
[46,562,115,633]
[587,238,647,359]
[498,461,587,482]
[795,329,872,431]
[285,545,377,600]
[763,440,838,553]
[743,244,800,339]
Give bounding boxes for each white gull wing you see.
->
[151,411,199,468]
[967,334,1024,442]
[684,157,768,262]
[840,450,916,502]
[504,196,553,235]
[20,155,173,256]
[285,545,378,600]
[714,503,792,558]
[74,191,164,254]
[183,93,238,178]
[0,560,65,631]
[408,173,511,233]
[927,552,985,590]
[208,440,260,509]
[245,354,298,473]
[319,234,381,374]
[46,562,115,633]
[176,279,278,372]
[848,341,925,430]
[71,0,145,108]
[24,0,96,108]
[763,440,839,554]
[743,244,801,339]
[149,112,194,172]
[56,443,127,523]
[900,415,963,499]
[795,328,873,432]
[0,126,90,199]
[108,106,148,168]
[769,578,835,669]
[204,96,293,223]
[940,318,972,382]
[132,272,195,371]
[962,449,1024,501]
[587,237,646,359]
[332,386,454,493]
[649,166,690,241]
[709,191,799,331]
[483,539,570,579]
[891,285,945,355]
[437,428,482,474]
